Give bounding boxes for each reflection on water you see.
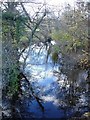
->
[19,44,90,119]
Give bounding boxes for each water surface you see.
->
[19,44,90,119]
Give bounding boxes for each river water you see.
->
[18,43,90,119]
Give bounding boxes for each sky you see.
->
[38,0,75,6]
[1,0,89,3]
[0,0,76,5]
[23,0,75,17]
[1,0,89,16]
[20,0,89,18]
[37,0,89,4]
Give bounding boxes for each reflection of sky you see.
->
[20,44,68,118]
[21,44,62,97]
[19,45,89,118]
[24,44,59,87]
[27,100,65,118]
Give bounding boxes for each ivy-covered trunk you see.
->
[2,6,23,118]
[2,31,19,95]
[2,3,22,119]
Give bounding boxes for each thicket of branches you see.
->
[1,0,90,99]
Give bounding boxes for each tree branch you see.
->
[20,3,32,23]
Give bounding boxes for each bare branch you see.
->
[30,10,46,40]
[22,22,41,41]
[2,3,8,10]
[20,2,32,23]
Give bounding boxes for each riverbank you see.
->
[2,47,90,119]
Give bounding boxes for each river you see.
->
[17,43,90,119]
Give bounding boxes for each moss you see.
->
[52,52,58,64]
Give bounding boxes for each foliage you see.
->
[51,0,88,54]
[52,31,72,42]
[52,52,59,64]
[2,1,90,119]
[2,11,28,45]
[7,65,20,97]
[53,45,60,53]
[2,1,89,97]
[2,2,46,97]
[2,4,27,97]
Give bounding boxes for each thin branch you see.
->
[31,4,44,19]
[30,10,46,40]
[20,2,32,23]
[23,22,41,40]
[19,72,44,112]
[19,48,26,57]
[19,3,46,69]
[2,3,8,10]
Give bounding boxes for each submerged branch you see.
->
[19,72,44,111]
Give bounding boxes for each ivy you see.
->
[7,65,20,97]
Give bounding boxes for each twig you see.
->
[20,3,32,23]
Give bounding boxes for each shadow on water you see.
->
[5,43,90,119]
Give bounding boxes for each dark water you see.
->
[18,44,90,119]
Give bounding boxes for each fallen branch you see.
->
[19,72,44,112]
